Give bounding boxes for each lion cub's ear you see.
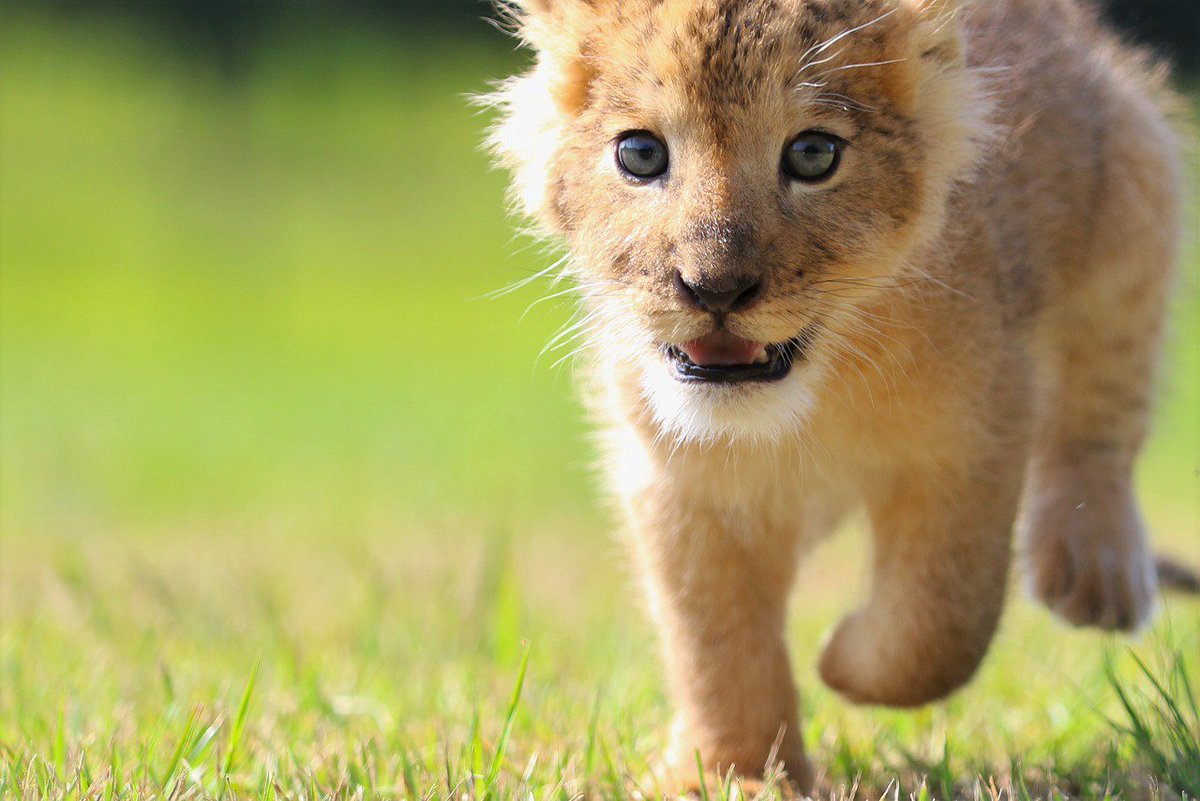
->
[900,0,966,64]
[891,0,989,184]
[503,0,605,116]
[515,0,590,18]
[507,0,607,49]
[488,0,609,226]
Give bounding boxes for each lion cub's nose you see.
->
[675,271,762,314]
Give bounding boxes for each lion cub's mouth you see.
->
[665,329,814,384]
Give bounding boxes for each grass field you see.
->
[1,13,1197,801]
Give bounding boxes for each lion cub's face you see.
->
[493,0,983,440]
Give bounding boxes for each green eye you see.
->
[783,131,842,183]
[616,132,669,179]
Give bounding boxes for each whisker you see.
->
[519,279,624,322]
[794,9,897,78]
[812,93,878,114]
[823,336,878,409]
[539,306,606,360]
[482,254,570,300]
[549,339,600,370]
[795,47,846,78]
[817,58,908,77]
[903,265,978,302]
[519,284,583,321]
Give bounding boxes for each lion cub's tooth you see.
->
[753,347,770,364]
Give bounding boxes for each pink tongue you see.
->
[680,331,767,367]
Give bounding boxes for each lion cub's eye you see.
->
[616,132,669,180]
[782,131,842,183]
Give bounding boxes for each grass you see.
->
[1106,644,1200,794]
[1,11,1198,801]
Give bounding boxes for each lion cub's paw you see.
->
[1026,491,1157,632]
[818,610,979,708]
[651,750,812,801]
[651,770,806,801]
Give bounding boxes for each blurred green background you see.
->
[1,9,591,539]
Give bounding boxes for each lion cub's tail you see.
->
[1157,555,1200,594]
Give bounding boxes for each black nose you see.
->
[675,271,762,313]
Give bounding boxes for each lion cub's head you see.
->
[490,0,987,441]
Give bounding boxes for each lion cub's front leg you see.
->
[819,451,1025,707]
[626,475,813,795]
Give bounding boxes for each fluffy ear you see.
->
[511,0,612,19]
[900,0,961,17]
[497,0,599,113]
[502,0,596,48]
[894,0,992,198]
[486,0,603,227]
[516,0,573,16]
[900,0,966,63]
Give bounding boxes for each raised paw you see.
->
[1025,486,1157,632]
[818,609,984,708]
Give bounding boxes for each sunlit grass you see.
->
[0,12,1197,800]
[4,526,1198,799]
[1106,645,1200,794]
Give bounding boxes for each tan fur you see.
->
[488,0,1184,793]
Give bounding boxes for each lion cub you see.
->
[490,0,1183,792]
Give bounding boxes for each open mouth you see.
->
[665,329,815,384]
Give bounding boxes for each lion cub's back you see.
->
[960,0,1182,311]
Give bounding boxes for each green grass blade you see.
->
[1105,645,1200,794]
[219,658,261,796]
[52,705,66,782]
[584,688,602,779]
[467,707,482,780]
[157,707,199,790]
[483,642,532,795]
[398,741,419,800]
[694,750,710,801]
[1129,651,1193,736]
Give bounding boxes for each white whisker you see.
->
[813,93,878,114]
[819,58,907,76]
[795,9,896,76]
[482,254,570,300]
